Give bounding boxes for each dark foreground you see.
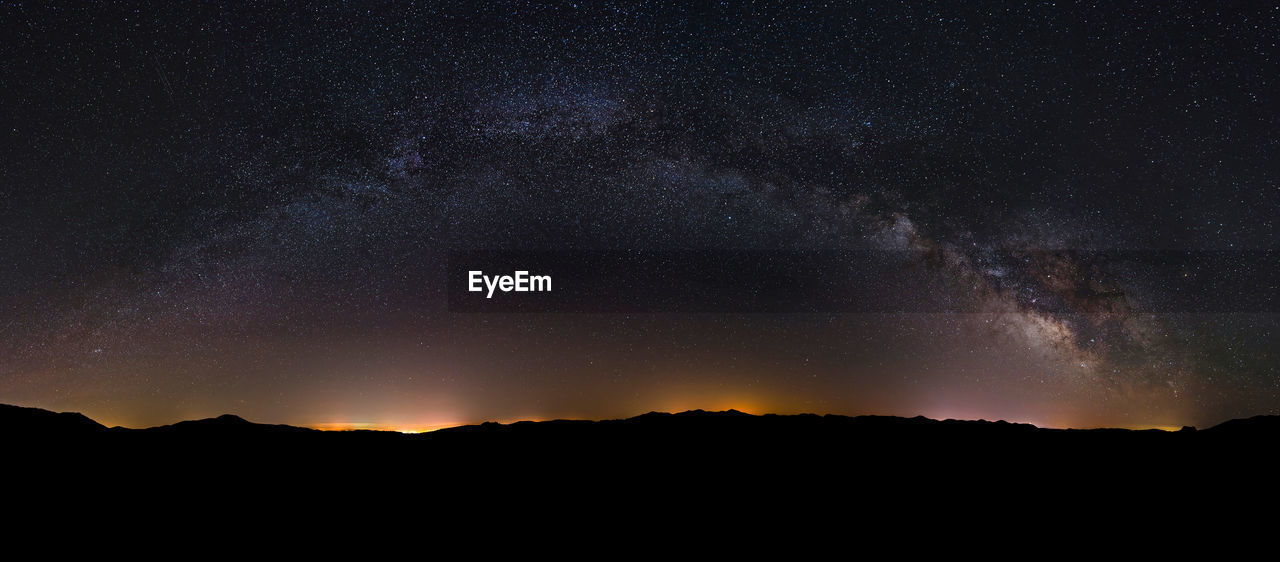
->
[5,403,1276,531]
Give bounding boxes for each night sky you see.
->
[3,2,1277,430]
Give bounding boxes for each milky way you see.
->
[2,2,1277,429]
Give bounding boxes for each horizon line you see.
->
[3,402,1208,433]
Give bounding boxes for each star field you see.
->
[2,2,1277,429]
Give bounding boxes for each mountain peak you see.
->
[0,403,107,436]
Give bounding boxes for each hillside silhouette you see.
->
[6,402,1275,515]
[6,403,1275,463]
[10,402,1280,448]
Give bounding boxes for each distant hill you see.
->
[5,402,1275,519]
[0,402,1265,441]
[0,403,106,437]
[1198,414,1280,435]
[142,413,318,435]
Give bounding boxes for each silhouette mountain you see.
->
[1198,414,1280,435]
[6,402,1275,515]
[3,402,1271,441]
[0,403,106,437]
[143,413,317,435]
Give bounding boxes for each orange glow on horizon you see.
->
[1101,424,1184,432]
[308,421,464,433]
[304,411,1193,433]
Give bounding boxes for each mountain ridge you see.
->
[4,402,1276,436]
[7,402,1276,506]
